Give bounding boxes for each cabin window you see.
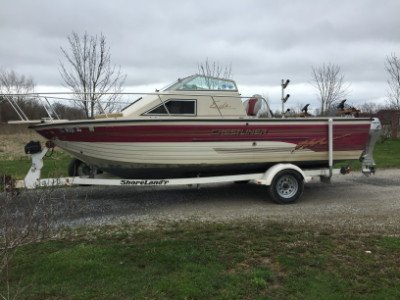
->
[163,75,238,92]
[177,76,237,91]
[145,99,197,116]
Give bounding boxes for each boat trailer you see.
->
[11,143,345,204]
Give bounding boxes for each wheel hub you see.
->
[276,175,298,199]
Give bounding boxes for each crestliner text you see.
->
[212,129,268,136]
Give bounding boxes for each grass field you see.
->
[0,151,70,179]
[2,222,400,299]
[373,139,400,168]
[1,139,399,179]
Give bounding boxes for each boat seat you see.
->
[245,97,262,116]
[244,95,272,118]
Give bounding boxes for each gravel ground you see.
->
[3,168,400,234]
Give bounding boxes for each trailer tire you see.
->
[68,159,92,177]
[268,170,304,204]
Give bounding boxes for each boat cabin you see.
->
[120,74,271,119]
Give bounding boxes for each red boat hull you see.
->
[32,118,372,178]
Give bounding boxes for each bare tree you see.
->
[360,102,380,115]
[385,53,400,109]
[51,102,86,120]
[0,69,36,122]
[197,58,232,89]
[59,32,126,118]
[0,69,34,95]
[311,63,348,115]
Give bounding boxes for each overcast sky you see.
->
[0,0,399,111]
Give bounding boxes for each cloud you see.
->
[0,0,399,105]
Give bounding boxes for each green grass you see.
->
[335,139,400,170]
[0,151,70,179]
[2,222,400,299]
[373,139,400,168]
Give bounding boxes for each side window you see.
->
[146,104,168,115]
[145,100,196,115]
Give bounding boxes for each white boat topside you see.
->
[119,74,250,119]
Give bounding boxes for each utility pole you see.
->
[281,79,290,117]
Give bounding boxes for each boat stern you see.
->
[360,118,382,174]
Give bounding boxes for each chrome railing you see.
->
[1,91,270,123]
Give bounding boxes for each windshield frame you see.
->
[164,74,238,92]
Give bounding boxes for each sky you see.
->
[0,0,399,112]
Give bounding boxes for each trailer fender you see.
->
[256,164,308,186]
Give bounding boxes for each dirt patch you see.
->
[0,127,44,158]
[0,123,33,135]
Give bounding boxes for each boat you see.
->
[20,74,379,179]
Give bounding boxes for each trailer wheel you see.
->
[268,170,304,204]
[68,159,92,177]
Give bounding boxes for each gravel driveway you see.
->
[4,168,400,233]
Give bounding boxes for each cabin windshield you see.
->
[164,75,237,92]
